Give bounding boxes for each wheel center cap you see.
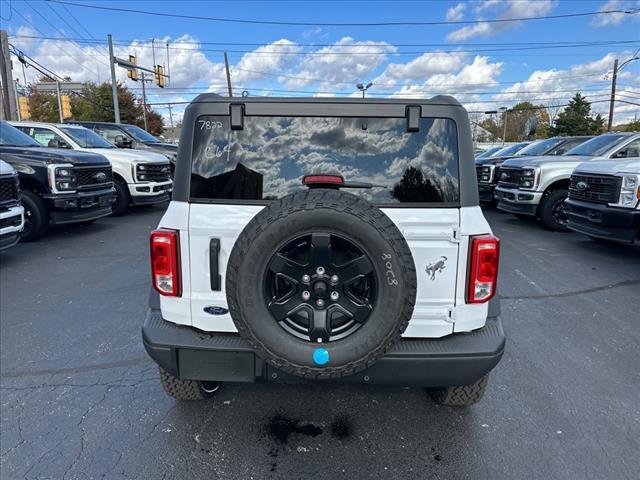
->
[313,280,328,298]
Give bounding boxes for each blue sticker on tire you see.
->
[313,348,329,365]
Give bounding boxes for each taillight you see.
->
[302,174,344,186]
[466,234,500,304]
[150,228,181,297]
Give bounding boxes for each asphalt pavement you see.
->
[1,205,639,480]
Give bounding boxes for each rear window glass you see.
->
[190,115,460,204]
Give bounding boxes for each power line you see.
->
[10,35,638,49]
[51,0,640,27]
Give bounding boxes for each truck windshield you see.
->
[476,146,502,159]
[59,127,114,148]
[564,135,628,156]
[517,138,564,156]
[190,115,460,204]
[122,125,159,143]
[0,122,41,147]
[493,142,529,157]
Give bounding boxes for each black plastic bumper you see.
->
[131,192,170,206]
[0,231,20,250]
[565,198,640,243]
[142,308,505,387]
[478,184,496,204]
[495,191,538,216]
[45,188,115,225]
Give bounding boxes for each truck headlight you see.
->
[612,173,640,208]
[520,168,538,190]
[47,164,77,193]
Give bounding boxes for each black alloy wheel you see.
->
[265,232,377,343]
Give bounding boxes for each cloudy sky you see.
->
[3,0,640,126]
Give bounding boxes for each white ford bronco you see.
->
[143,96,504,406]
[12,122,172,216]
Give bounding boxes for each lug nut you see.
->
[302,291,311,301]
[316,266,325,275]
[331,275,339,284]
[316,299,325,308]
[302,274,311,283]
[330,291,339,301]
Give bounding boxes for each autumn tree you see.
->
[548,93,605,136]
[498,102,550,142]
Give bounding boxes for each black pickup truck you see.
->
[0,122,116,241]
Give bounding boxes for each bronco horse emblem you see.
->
[425,256,447,280]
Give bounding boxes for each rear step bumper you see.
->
[142,308,505,387]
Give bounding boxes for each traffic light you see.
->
[61,95,72,119]
[128,55,138,81]
[155,64,165,88]
[18,96,30,120]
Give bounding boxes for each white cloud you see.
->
[231,39,301,85]
[591,0,640,27]
[374,51,468,88]
[445,2,466,21]
[281,37,396,91]
[447,22,492,41]
[447,0,555,41]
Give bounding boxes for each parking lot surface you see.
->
[1,206,639,480]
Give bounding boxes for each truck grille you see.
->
[75,166,113,190]
[137,163,171,182]
[0,175,19,206]
[497,168,522,187]
[569,173,620,204]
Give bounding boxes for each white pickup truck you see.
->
[12,122,172,216]
[565,157,640,244]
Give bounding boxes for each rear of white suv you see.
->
[143,96,504,406]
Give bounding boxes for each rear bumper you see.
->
[142,308,505,387]
[495,186,541,216]
[565,198,640,243]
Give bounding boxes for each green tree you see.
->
[548,93,605,136]
[72,82,143,124]
[25,76,62,122]
[499,102,550,142]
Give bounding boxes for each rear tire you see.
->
[428,376,489,406]
[539,189,570,232]
[159,368,219,401]
[20,190,49,242]
[110,179,130,217]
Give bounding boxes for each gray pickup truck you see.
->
[495,132,640,231]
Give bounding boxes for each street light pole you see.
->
[356,82,373,98]
[140,72,148,132]
[108,34,121,124]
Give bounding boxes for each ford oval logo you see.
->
[576,181,589,191]
[204,306,229,315]
[94,171,107,182]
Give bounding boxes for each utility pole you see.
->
[167,104,174,129]
[108,34,121,124]
[500,106,508,145]
[56,81,64,123]
[0,29,18,120]
[140,72,148,131]
[607,58,618,132]
[224,52,233,97]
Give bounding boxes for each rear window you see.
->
[190,115,459,204]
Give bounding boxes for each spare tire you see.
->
[226,189,417,379]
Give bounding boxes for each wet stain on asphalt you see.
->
[268,414,323,444]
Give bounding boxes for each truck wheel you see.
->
[159,368,219,401]
[110,179,130,217]
[20,190,49,242]
[226,189,417,380]
[428,376,489,406]
[539,189,570,232]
